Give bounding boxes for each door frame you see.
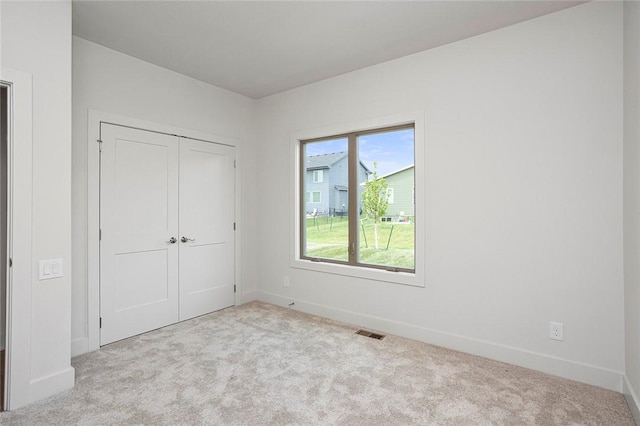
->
[1,68,34,410]
[86,110,242,352]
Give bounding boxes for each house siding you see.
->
[329,156,349,214]
[305,154,369,215]
[305,170,328,213]
[384,167,414,218]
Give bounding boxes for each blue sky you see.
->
[304,128,414,177]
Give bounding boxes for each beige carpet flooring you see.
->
[0,301,635,425]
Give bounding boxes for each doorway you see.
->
[0,82,8,412]
[0,67,35,410]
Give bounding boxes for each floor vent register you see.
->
[355,329,386,340]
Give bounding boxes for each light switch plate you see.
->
[39,259,63,280]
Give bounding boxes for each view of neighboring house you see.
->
[305,152,371,215]
[380,165,414,222]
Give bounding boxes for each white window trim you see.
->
[313,169,323,183]
[290,111,425,288]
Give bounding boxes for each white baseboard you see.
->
[257,291,624,392]
[624,375,640,425]
[71,337,90,357]
[30,366,75,403]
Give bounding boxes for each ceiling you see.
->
[72,1,585,99]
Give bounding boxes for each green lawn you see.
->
[304,216,415,268]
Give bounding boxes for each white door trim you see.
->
[86,110,241,352]
[1,67,33,410]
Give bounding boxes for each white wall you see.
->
[256,2,625,391]
[623,0,640,421]
[1,0,74,405]
[71,38,258,355]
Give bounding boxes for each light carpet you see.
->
[0,301,635,425]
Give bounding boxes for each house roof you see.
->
[306,151,372,173]
[379,164,414,179]
[360,164,414,186]
[306,152,347,170]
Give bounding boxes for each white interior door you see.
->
[179,138,235,321]
[100,124,179,345]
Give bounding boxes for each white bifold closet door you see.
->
[99,124,235,346]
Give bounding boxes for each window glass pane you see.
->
[357,128,415,269]
[302,138,349,261]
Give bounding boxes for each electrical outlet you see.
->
[283,276,290,287]
[550,322,564,341]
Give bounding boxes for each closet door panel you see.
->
[179,138,235,321]
[100,124,179,345]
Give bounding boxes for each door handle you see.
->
[181,236,196,243]
[166,237,177,244]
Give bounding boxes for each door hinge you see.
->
[97,139,103,153]
[99,317,102,329]
[8,258,12,267]
[233,222,236,231]
[234,284,236,293]
[99,229,102,240]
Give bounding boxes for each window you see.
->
[386,188,394,204]
[300,124,415,272]
[305,191,321,203]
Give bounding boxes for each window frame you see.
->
[291,112,425,287]
[313,169,324,183]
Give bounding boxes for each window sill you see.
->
[291,257,424,288]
